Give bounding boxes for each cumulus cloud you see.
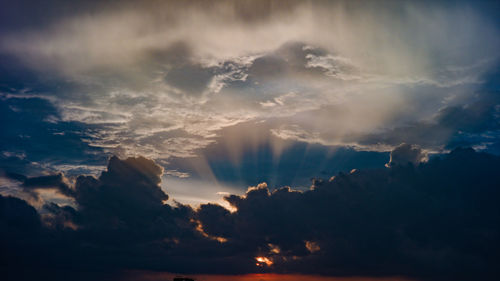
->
[1,155,207,280]
[198,147,500,280]
[387,143,427,167]
[2,148,500,280]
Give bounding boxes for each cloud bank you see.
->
[1,146,499,280]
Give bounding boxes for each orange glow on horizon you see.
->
[124,271,417,281]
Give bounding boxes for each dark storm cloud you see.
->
[73,156,170,231]
[198,147,500,280]
[0,194,41,234]
[356,92,500,152]
[0,195,43,278]
[22,174,74,197]
[387,143,427,167]
[1,172,76,205]
[1,155,204,280]
[2,147,500,280]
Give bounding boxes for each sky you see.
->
[1,1,500,281]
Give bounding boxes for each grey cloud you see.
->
[165,64,214,96]
[22,174,75,197]
[262,90,500,155]
[3,147,500,280]
[1,155,206,280]
[2,0,499,164]
[387,143,427,167]
[356,93,500,152]
[198,147,500,280]
[163,120,389,189]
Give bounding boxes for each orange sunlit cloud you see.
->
[255,256,273,267]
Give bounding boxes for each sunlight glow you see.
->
[255,256,273,267]
[268,243,281,254]
[305,241,320,253]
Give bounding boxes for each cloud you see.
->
[2,1,498,80]
[1,0,499,166]
[0,194,41,233]
[163,120,390,189]
[356,93,500,152]
[22,173,74,197]
[0,194,43,278]
[1,1,500,279]
[0,171,76,208]
[72,156,171,232]
[387,143,427,167]
[1,155,207,280]
[198,147,500,280]
[0,94,108,177]
[2,147,500,280]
